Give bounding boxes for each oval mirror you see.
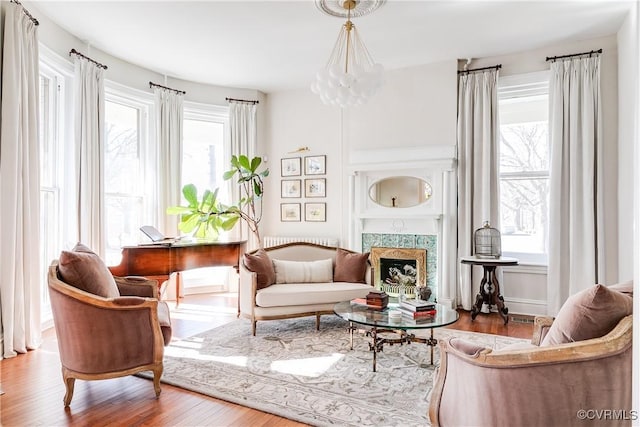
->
[368,177,433,208]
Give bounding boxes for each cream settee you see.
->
[239,242,373,335]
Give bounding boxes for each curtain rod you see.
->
[10,0,39,26]
[69,49,108,70]
[225,97,259,105]
[546,49,602,62]
[457,64,502,75]
[149,81,186,95]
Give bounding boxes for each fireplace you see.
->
[370,247,427,299]
[347,145,457,308]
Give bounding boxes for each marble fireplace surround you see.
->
[347,145,457,308]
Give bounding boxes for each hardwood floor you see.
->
[0,293,533,426]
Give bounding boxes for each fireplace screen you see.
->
[370,247,427,298]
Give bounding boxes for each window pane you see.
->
[39,76,55,187]
[104,100,143,265]
[39,72,61,321]
[105,195,143,264]
[500,122,549,173]
[105,101,140,194]
[40,189,58,309]
[498,89,549,260]
[500,177,549,255]
[182,119,226,200]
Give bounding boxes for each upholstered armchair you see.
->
[47,243,172,407]
[429,283,633,427]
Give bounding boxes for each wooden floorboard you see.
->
[0,293,533,426]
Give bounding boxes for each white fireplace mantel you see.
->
[347,145,458,308]
[348,145,456,231]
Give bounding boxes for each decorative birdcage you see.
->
[474,221,501,259]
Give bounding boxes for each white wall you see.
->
[263,88,342,240]
[616,2,639,418]
[344,60,458,151]
[617,9,638,282]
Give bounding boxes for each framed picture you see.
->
[281,179,301,198]
[305,202,326,222]
[305,178,326,198]
[281,157,301,177]
[281,203,301,222]
[304,155,326,175]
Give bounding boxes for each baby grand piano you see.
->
[108,239,246,306]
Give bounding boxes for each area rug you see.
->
[143,316,526,426]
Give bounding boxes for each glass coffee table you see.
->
[333,300,459,372]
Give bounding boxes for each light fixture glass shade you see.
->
[311,20,384,107]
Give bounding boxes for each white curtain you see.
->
[0,2,41,359]
[229,101,257,248]
[74,55,105,256]
[547,56,603,315]
[456,69,500,310]
[154,87,183,236]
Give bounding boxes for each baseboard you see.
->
[184,284,226,295]
[437,297,455,309]
[503,297,547,316]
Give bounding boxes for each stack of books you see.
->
[397,299,437,320]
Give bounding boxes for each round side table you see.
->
[460,256,518,324]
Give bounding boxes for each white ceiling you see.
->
[29,1,634,93]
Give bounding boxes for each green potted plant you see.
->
[223,155,269,247]
[166,184,240,240]
[167,155,269,244]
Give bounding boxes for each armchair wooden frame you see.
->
[48,262,165,407]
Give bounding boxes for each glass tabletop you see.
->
[333,300,459,330]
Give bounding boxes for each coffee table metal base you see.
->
[348,322,438,372]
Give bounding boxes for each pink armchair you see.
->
[429,283,633,427]
[48,259,172,407]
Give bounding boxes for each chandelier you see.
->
[311,0,385,107]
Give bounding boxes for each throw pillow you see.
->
[607,280,633,297]
[58,243,120,298]
[540,284,633,347]
[273,258,333,284]
[334,248,369,283]
[243,249,276,289]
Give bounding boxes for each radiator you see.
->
[263,236,339,248]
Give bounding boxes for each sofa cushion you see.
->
[58,243,120,298]
[541,284,633,347]
[255,282,372,307]
[244,249,276,289]
[333,249,369,283]
[273,258,333,284]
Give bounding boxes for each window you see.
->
[182,104,230,203]
[180,104,230,289]
[104,88,152,265]
[39,48,74,325]
[39,70,62,322]
[498,72,550,264]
